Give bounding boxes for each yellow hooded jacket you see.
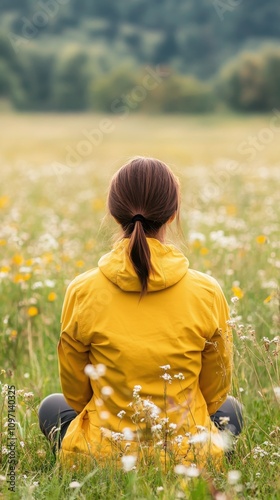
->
[58,238,232,468]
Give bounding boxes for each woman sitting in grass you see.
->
[39,156,242,469]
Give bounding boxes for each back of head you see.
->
[107,157,180,298]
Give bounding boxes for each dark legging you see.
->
[38,394,243,450]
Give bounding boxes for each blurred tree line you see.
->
[0,0,280,112]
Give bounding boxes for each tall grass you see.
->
[0,114,279,499]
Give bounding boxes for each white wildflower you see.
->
[96,364,106,376]
[111,432,123,442]
[121,455,137,472]
[132,385,142,396]
[188,431,209,444]
[151,424,162,433]
[273,387,280,402]
[159,364,171,370]
[174,373,185,380]
[185,467,200,478]
[174,435,184,444]
[161,373,172,383]
[117,410,126,419]
[24,392,34,400]
[219,416,230,426]
[84,364,105,380]
[174,464,189,475]
[45,279,56,288]
[100,411,110,420]
[169,423,177,430]
[227,470,241,485]
[69,481,81,488]
[101,386,114,397]
[123,427,134,441]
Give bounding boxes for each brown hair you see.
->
[107,157,181,297]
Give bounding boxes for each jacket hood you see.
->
[98,237,189,292]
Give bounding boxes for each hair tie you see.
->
[131,214,146,224]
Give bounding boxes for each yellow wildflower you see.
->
[14,273,31,283]
[256,235,267,245]
[92,198,105,211]
[232,286,244,299]
[12,254,24,266]
[75,260,85,268]
[0,195,10,209]
[200,247,209,256]
[48,292,57,302]
[42,252,54,263]
[264,295,272,304]
[192,240,202,250]
[10,330,17,340]
[27,306,39,317]
[226,205,237,216]
[1,265,10,274]
[85,239,95,251]
[0,239,7,246]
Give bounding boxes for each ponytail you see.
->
[128,220,153,298]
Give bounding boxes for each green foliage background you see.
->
[1,0,280,112]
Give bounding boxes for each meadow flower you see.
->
[273,387,280,402]
[84,363,106,380]
[174,464,189,475]
[24,392,34,400]
[133,385,142,397]
[151,424,162,433]
[256,235,267,245]
[122,427,134,441]
[174,373,185,380]
[111,432,123,442]
[117,410,126,419]
[101,386,114,397]
[159,364,170,370]
[188,431,208,444]
[100,411,110,420]
[47,292,57,302]
[161,373,172,383]
[69,481,81,488]
[121,455,137,472]
[169,423,177,430]
[232,286,244,299]
[211,431,233,452]
[27,306,39,317]
[45,279,55,288]
[174,434,184,445]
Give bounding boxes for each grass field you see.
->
[0,113,280,499]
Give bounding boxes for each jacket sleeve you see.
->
[199,283,233,416]
[57,280,93,413]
